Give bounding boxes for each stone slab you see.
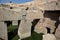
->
[18,20,32,39]
[34,18,56,34]
[0,21,8,40]
[26,10,43,21]
[0,8,26,21]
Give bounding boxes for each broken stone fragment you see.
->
[43,34,56,40]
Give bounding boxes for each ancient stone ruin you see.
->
[0,0,60,40]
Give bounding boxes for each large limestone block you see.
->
[43,34,56,40]
[0,21,8,40]
[0,8,26,21]
[26,10,43,21]
[43,18,56,33]
[34,18,56,34]
[43,2,56,10]
[34,19,47,34]
[55,24,60,39]
[18,20,32,39]
[43,18,56,28]
[37,1,57,10]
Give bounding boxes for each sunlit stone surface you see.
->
[34,19,47,34]
[18,20,32,39]
[43,34,56,40]
[55,24,60,40]
[0,21,8,40]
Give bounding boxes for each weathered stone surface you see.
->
[0,8,26,21]
[34,18,56,34]
[18,20,32,39]
[26,10,43,21]
[43,34,56,40]
[34,19,47,34]
[36,1,57,10]
[34,0,57,4]
[43,18,56,33]
[0,21,8,40]
[33,0,59,10]
[55,24,60,39]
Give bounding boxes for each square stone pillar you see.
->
[18,19,32,39]
[0,21,8,40]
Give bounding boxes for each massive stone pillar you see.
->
[18,19,32,40]
[0,21,8,40]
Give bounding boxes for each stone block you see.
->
[34,18,47,34]
[0,21,8,40]
[43,34,56,40]
[55,24,60,39]
[18,20,32,39]
[0,8,26,21]
[43,18,56,33]
[26,10,43,21]
[35,1,57,10]
[34,18,56,34]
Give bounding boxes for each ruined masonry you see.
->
[0,0,60,40]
